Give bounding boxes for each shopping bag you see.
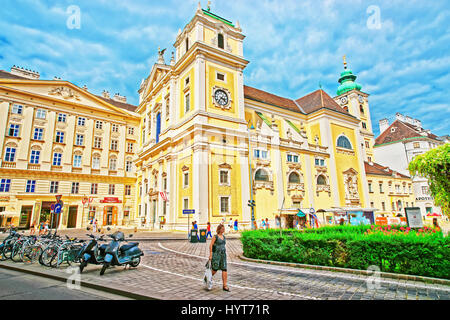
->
[204,260,213,290]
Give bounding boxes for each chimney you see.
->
[113,93,127,103]
[379,118,389,134]
[102,90,110,99]
[395,113,405,123]
[10,65,40,80]
[412,119,422,129]
[82,85,88,91]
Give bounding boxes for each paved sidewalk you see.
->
[1,238,449,300]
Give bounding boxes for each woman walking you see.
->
[208,224,229,291]
[206,222,212,239]
[233,219,238,232]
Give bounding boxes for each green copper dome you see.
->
[337,59,362,96]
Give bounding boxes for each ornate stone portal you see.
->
[343,168,360,205]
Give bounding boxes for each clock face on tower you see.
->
[214,89,229,106]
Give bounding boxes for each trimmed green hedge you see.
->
[241,226,450,279]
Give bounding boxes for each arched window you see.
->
[317,175,327,185]
[288,172,300,184]
[255,169,269,182]
[337,136,352,150]
[218,33,224,49]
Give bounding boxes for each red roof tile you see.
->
[244,85,302,114]
[364,161,410,179]
[375,120,440,146]
[295,89,349,115]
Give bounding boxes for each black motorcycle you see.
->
[79,227,107,273]
[100,230,143,276]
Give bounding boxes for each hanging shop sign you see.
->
[100,197,122,204]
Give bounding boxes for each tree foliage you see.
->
[408,143,450,216]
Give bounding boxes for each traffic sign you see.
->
[183,209,195,215]
[55,195,63,203]
[54,203,63,214]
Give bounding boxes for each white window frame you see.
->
[12,104,23,114]
[109,158,117,171]
[95,120,103,129]
[76,134,84,146]
[111,123,119,132]
[55,131,65,143]
[185,92,190,113]
[183,198,189,210]
[111,140,118,151]
[36,109,47,119]
[125,161,133,172]
[73,155,82,168]
[8,123,20,137]
[52,153,62,166]
[33,127,43,140]
[94,137,102,149]
[219,196,231,215]
[71,182,80,194]
[92,156,100,170]
[77,117,86,126]
[30,150,40,164]
[219,169,230,186]
[26,180,36,193]
[5,147,16,162]
[183,172,189,188]
[57,113,66,123]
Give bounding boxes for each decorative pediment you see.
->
[219,163,232,169]
[49,86,81,101]
[142,64,171,98]
[0,81,132,116]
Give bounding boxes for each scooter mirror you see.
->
[129,234,133,238]
[107,227,111,231]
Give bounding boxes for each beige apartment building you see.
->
[0,66,139,230]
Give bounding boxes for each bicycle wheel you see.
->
[41,245,58,267]
[11,242,24,262]
[31,246,43,264]
[2,241,14,260]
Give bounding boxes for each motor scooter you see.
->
[79,227,107,273]
[100,229,143,276]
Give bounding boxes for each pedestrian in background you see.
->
[253,220,258,230]
[234,219,238,232]
[30,224,35,235]
[265,218,269,229]
[228,218,233,233]
[433,218,441,231]
[93,219,98,233]
[209,224,230,292]
[206,222,212,239]
[260,219,265,229]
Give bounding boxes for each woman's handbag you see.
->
[204,260,213,290]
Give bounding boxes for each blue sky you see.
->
[1,0,449,137]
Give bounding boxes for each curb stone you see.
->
[238,255,450,286]
[0,262,161,300]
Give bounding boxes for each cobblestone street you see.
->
[1,237,449,300]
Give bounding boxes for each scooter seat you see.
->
[99,244,108,251]
[120,243,139,252]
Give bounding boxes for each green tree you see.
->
[408,143,450,217]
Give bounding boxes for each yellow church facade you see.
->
[135,7,376,230]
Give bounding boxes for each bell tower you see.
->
[334,56,375,162]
